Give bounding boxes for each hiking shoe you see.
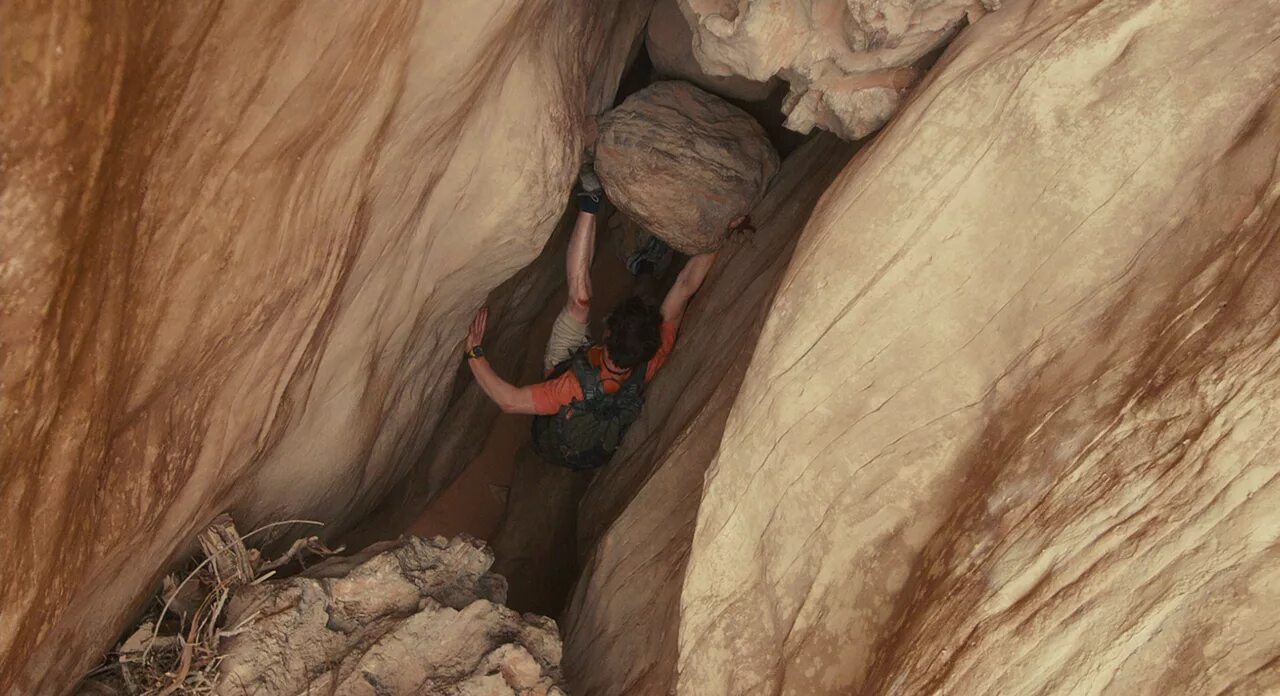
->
[626,234,672,276]
[576,161,604,213]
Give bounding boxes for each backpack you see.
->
[531,346,647,471]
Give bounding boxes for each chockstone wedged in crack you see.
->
[214,535,566,696]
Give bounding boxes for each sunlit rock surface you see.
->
[0,1,650,692]
[678,0,999,138]
[674,0,1280,692]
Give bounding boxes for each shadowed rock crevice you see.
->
[563,133,856,696]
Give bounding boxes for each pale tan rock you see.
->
[646,0,777,102]
[487,643,544,689]
[596,81,780,254]
[674,0,1280,693]
[214,536,565,695]
[0,1,652,693]
[678,0,999,139]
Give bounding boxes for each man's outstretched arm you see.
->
[464,308,539,415]
[661,251,718,326]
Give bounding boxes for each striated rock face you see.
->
[0,1,651,693]
[671,0,1280,692]
[215,536,564,695]
[646,0,776,102]
[563,134,855,696]
[596,81,780,254]
[677,0,998,139]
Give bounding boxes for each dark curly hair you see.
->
[604,296,663,369]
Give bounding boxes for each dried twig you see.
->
[155,606,200,696]
[81,516,329,695]
[144,519,323,661]
[256,535,343,575]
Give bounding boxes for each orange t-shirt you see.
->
[530,320,678,416]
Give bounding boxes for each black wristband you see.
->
[464,346,485,360]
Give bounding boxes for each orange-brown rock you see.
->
[595,81,780,254]
[0,1,651,693]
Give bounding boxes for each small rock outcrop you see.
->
[596,81,779,254]
[215,536,565,695]
[677,0,999,139]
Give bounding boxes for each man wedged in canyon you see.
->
[463,167,716,470]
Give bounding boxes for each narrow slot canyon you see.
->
[4,1,1280,695]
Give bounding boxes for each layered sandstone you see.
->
[0,1,651,692]
[9,0,1280,692]
[672,0,1280,692]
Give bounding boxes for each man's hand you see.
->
[467,307,488,350]
[463,306,540,415]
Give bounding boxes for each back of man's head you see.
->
[604,296,662,369]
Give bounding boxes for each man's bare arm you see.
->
[467,357,540,414]
[661,251,717,326]
[565,210,596,323]
[463,307,540,414]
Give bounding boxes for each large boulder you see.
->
[595,81,780,254]
[563,0,1280,693]
[0,1,653,693]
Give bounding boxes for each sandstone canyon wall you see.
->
[0,1,650,692]
[667,0,1280,692]
[214,536,566,695]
